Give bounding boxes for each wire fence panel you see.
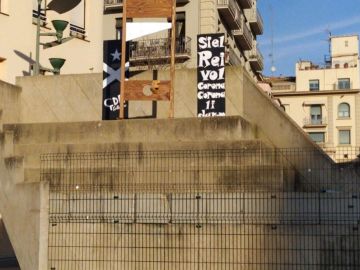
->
[41,148,360,270]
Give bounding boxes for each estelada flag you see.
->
[102,40,129,120]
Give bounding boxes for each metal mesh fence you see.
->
[41,148,360,270]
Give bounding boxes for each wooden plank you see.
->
[124,80,171,101]
[127,0,172,18]
[119,1,127,119]
[169,0,176,118]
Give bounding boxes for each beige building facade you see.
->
[273,35,360,161]
[103,0,264,79]
[0,0,263,84]
[0,0,104,84]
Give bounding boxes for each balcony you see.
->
[244,8,264,35]
[217,0,243,30]
[32,10,47,26]
[333,82,353,90]
[248,46,264,71]
[129,36,191,71]
[236,0,252,9]
[232,17,253,50]
[104,0,123,11]
[303,117,327,128]
[227,47,242,66]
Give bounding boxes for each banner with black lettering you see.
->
[197,33,226,117]
[102,40,129,120]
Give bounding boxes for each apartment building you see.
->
[272,34,360,161]
[0,0,263,84]
[0,0,103,83]
[103,0,264,79]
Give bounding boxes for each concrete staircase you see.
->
[0,116,356,270]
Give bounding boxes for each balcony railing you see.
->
[244,8,264,35]
[333,82,353,90]
[129,36,191,69]
[227,47,242,66]
[236,0,252,9]
[104,0,123,10]
[248,46,264,71]
[32,10,47,26]
[303,117,327,127]
[217,0,243,30]
[232,17,253,50]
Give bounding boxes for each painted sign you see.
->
[197,33,226,117]
[102,40,129,120]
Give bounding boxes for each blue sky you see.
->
[257,0,360,77]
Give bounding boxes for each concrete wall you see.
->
[2,66,328,154]
[0,81,21,128]
[16,74,102,123]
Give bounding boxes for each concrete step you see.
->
[2,116,256,146]
[13,140,276,168]
[27,164,293,192]
[47,192,360,225]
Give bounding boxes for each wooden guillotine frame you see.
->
[119,0,176,119]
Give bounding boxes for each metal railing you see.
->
[257,8,264,28]
[104,0,123,5]
[303,117,327,126]
[249,45,264,69]
[228,47,242,66]
[242,19,253,45]
[129,36,191,64]
[42,148,360,269]
[333,82,353,90]
[217,0,243,28]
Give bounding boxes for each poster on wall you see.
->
[197,33,226,117]
[102,40,129,120]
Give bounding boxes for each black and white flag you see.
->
[102,40,129,120]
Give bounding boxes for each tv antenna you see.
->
[268,4,276,75]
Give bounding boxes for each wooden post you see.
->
[169,0,176,118]
[119,0,127,119]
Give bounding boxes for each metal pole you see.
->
[34,0,42,75]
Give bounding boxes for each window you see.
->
[70,0,86,39]
[338,103,350,118]
[309,80,319,91]
[115,18,121,40]
[339,130,351,145]
[308,132,325,143]
[338,78,350,89]
[310,105,322,124]
[345,40,349,47]
[115,17,133,40]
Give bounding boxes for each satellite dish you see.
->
[47,0,81,14]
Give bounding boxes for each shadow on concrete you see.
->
[0,219,20,269]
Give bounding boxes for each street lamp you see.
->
[34,0,78,75]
